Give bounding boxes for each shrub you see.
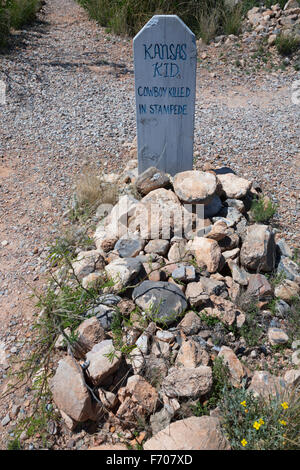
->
[250,194,277,224]
[221,3,243,37]
[0,0,41,48]
[276,34,300,57]
[75,167,119,218]
[78,0,247,40]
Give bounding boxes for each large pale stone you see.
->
[248,371,287,399]
[240,224,276,272]
[130,188,181,239]
[105,257,145,289]
[173,171,217,204]
[217,173,252,199]
[144,416,230,450]
[94,195,139,247]
[188,237,222,273]
[86,340,122,386]
[162,366,212,398]
[50,356,94,422]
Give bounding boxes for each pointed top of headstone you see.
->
[134,15,196,41]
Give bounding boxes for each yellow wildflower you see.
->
[259,418,265,425]
[241,439,247,447]
[281,402,289,410]
[253,421,261,430]
[240,401,246,407]
[279,420,287,426]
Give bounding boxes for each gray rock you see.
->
[150,408,172,435]
[292,350,300,366]
[144,239,170,256]
[214,206,242,225]
[93,305,115,330]
[105,257,146,289]
[114,237,145,258]
[268,328,289,346]
[228,261,249,286]
[1,414,10,426]
[277,239,293,258]
[96,294,122,306]
[162,366,212,398]
[171,265,186,281]
[132,281,187,325]
[275,299,291,318]
[292,340,300,350]
[86,340,122,386]
[171,264,196,282]
[240,224,276,272]
[277,256,300,283]
[224,198,245,213]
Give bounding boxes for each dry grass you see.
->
[75,167,119,214]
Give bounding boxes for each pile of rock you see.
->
[50,162,300,450]
[246,1,300,46]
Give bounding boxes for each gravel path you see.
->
[0,0,299,447]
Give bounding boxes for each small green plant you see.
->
[250,195,277,224]
[239,301,263,348]
[199,310,221,328]
[7,438,22,450]
[276,34,300,57]
[285,295,300,342]
[191,357,230,416]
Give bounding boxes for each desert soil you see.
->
[0,0,299,449]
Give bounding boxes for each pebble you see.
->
[1,414,10,426]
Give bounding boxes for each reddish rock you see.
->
[144,416,230,450]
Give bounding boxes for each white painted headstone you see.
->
[134,15,197,176]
